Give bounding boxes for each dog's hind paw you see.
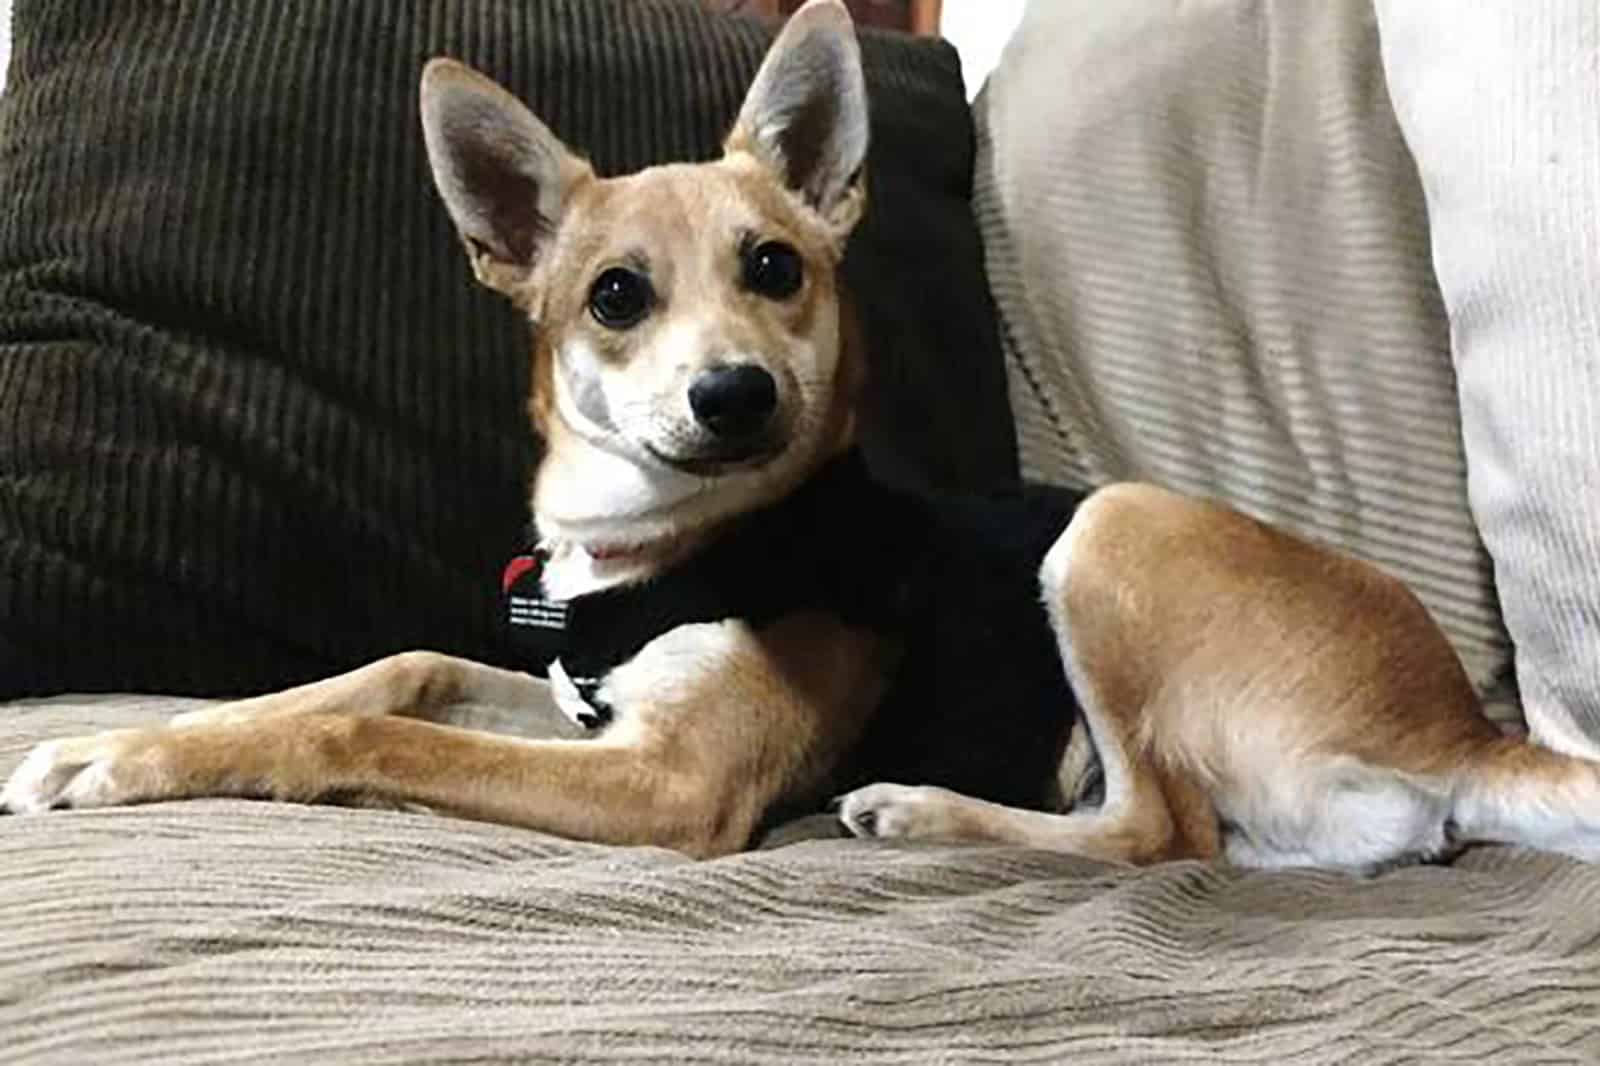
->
[834,783,965,842]
[0,729,164,814]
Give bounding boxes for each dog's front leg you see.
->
[167,651,554,729]
[2,716,735,854]
[1,650,558,818]
[2,614,887,857]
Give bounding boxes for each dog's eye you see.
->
[741,240,804,300]
[588,268,654,329]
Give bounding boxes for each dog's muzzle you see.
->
[642,362,785,473]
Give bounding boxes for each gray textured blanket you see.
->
[3,696,1598,1064]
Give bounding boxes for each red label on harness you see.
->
[501,554,540,594]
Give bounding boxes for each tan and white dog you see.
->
[6,0,1600,871]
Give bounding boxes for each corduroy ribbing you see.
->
[0,0,1011,697]
[1374,1,1600,757]
[974,0,1515,724]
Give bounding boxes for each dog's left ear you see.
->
[726,0,869,238]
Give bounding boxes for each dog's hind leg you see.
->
[836,772,1212,865]
[835,681,1218,865]
[838,487,1222,864]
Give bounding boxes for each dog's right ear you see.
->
[420,59,593,299]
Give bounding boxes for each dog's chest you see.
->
[505,451,919,726]
[503,454,1091,806]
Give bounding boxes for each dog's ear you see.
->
[726,0,869,237]
[420,59,593,298]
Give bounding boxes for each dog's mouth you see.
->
[645,437,787,477]
[584,536,678,563]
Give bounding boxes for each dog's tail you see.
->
[1451,736,1600,859]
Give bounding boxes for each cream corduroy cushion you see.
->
[975,0,1515,725]
[1374,0,1600,756]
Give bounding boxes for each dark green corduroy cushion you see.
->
[0,0,1014,697]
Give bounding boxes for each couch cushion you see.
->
[1373,1,1600,756]
[0,0,1012,698]
[975,0,1516,725]
[4,695,1600,1063]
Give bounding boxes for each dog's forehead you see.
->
[566,159,816,263]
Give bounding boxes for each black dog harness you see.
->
[503,451,924,726]
[503,451,1097,811]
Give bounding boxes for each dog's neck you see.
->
[537,531,705,600]
[531,428,857,601]
[529,465,786,602]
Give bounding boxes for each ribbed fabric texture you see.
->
[5,694,1600,1064]
[974,0,1517,726]
[0,0,1012,699]
[1374,2,1600,758]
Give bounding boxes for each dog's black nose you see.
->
[688,364,777,440]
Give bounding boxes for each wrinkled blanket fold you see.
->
[3,696,1598,1064]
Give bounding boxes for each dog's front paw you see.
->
[1,729,171,814]
[835,783,966,841]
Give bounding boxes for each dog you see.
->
[6,0,1600,872]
